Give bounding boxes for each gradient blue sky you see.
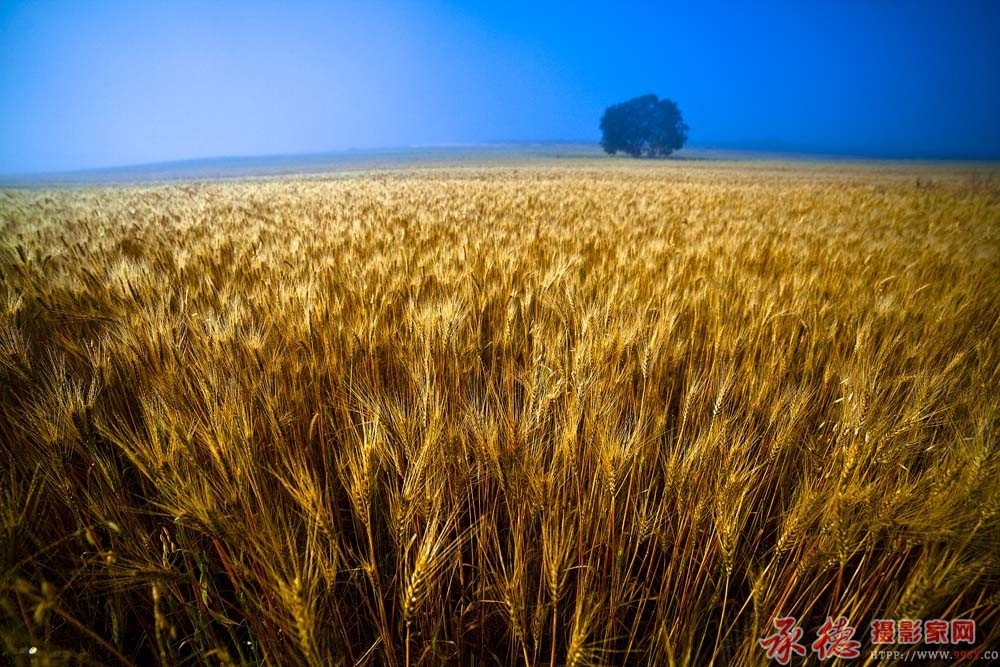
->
[2,0,999,173]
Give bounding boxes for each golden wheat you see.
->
[1,161,998,665]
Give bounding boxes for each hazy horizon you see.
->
[10,140,1000,181]
[3,1,999,174]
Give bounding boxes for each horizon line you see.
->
[3,141,999,184]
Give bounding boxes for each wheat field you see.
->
[1,161,999,665]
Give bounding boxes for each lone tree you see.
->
[600,94,688,157]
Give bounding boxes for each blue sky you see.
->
[1,0,998,173]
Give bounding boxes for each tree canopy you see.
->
[600,95,688,158]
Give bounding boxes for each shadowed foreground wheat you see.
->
[1,163,999,665]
